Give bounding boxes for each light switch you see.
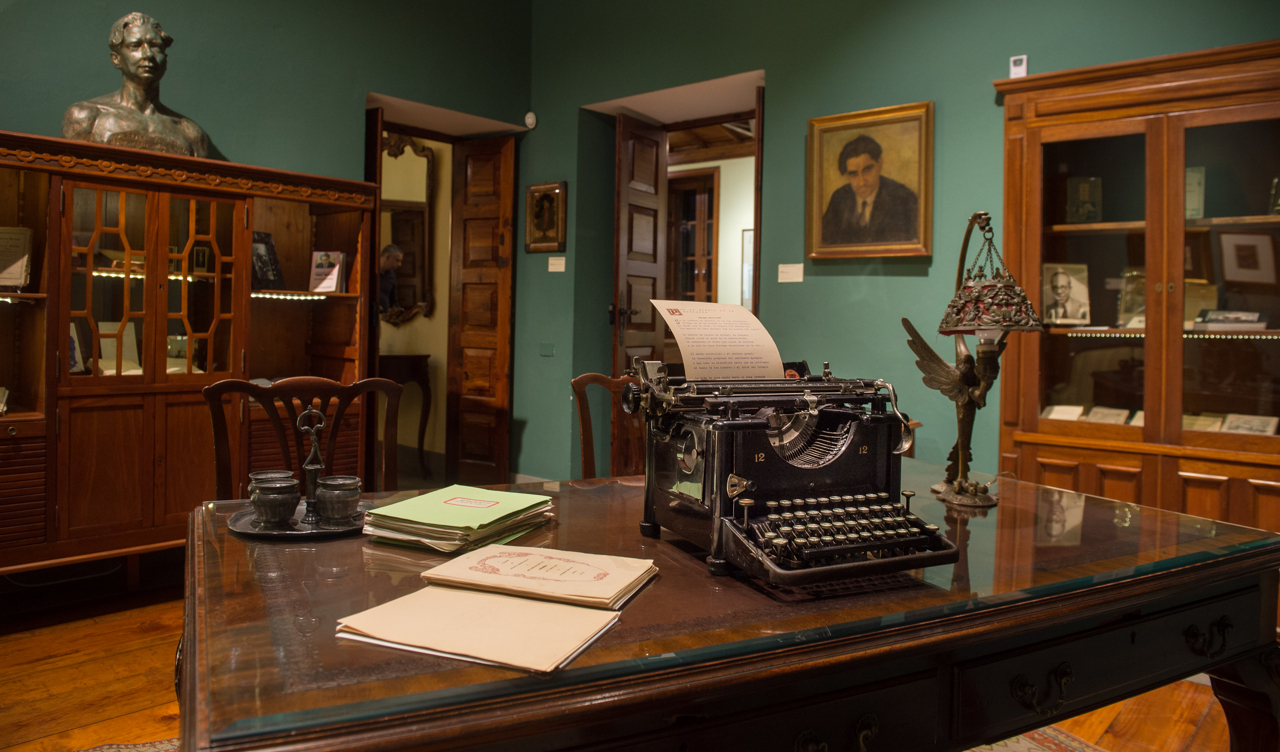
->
[539,342,555,357]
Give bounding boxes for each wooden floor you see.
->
[0,597,1233,752]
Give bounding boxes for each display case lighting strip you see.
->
[1184,333,1279,340]
[251,291,327,301]
[1065,331,1145,339]
[167,274,196,282]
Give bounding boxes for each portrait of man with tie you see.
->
[820,135,919,245]
[1041,264,1091,325]
[806,102,933,259]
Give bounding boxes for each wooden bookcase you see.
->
[0,130,376,573]
[995,41,1280,529]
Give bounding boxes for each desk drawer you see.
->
[622,674,937,752]
[953,588,1260,739]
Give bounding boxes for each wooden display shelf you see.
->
[1047,220,1145,233]
[1186,214,1280,227]
[0,292,46,300]
[1046,326,1280,339]
[0,408,43,422]
[249,290,359,300]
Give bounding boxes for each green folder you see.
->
[368,484,552,532]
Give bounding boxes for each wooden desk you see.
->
[179,461,1280,751]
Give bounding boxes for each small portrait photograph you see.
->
[251,232,284,290]
[525,181,567,253]
[1036,488,1086,547]
[806,101,933,259]
[315,252,336,269]
[1041,263,1091,325]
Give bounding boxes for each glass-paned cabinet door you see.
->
[66,184,149,379]
[166,196,240,377]
[1038,132,1148,427]
[1180,113,1280,440]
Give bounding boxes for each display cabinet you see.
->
[0,130,376,573]
[996,41,1280,531]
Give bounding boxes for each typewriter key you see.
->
[817,497,830,506]
[924,524,940,534]
[841,495,855,504]
[901,490,915,512]
[781,512,794,521]
[820,535,834,545]
[779,500,792,510]
[819,521,833,532]
[854,494,867,502]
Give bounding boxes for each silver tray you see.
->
[227,501,372,539]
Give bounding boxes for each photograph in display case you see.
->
[251,232,285,290]
[806,101,932,258]
[1065,177,1101,223]
[1220,232,1276,286]
[1117,267,1145,327]
[1042,263,1090,325]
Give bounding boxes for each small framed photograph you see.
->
[807,101,933,259]
[525,181,567,253]
[1221,413,1279,436]
[1220,232,1276,286]
[1042,263,1091,325]
[192,245,211,274]
[251,232,285,290]
[1117,267,1145,326]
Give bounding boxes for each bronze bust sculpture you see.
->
[61,12,210,158]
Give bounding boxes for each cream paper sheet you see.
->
[651,300,784,380]
[336,585,618,674]
[421,545,656,609]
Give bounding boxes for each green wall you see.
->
[0,0,531,179]
[511,0,1280,480]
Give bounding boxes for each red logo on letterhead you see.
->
[667,308,682,315]
[443,497,499,509]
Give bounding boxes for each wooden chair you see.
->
[570,373,644,480]
[203,376,403,500]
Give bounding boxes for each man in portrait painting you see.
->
[821,135,918,245]
[62,13,211,158]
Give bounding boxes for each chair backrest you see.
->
[203,376,403,500]
[570,373,644,480]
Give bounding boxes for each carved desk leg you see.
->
[1209,647,1280,751]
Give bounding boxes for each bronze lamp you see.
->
[902,211,1042,507]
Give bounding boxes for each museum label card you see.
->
[652,300,784,380]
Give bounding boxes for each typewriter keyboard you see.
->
[736,492,943,570]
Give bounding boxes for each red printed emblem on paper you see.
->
[443,497,499,509]
[469,551,609,582]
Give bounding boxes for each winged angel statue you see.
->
[901,211,1041,506]
[902,319,1003,503]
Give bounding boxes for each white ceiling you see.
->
[366,92,527,137]
[582,70,765,126]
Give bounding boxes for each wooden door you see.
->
[613,114,668,376]
[446,136,515,485]
[58,395,154,539]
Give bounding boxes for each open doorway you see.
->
[583,70,764,378]
[364,95,525,488]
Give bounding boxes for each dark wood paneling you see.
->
[447,137,515,485]
[613,115,668,376]
[0,434,46,549]
[60,396,153,539]
[155,392,227,522]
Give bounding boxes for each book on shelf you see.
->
[0,386,8,417]
[309,251,346,292]
[1192,310,1267,331]
[1084,406,1129,425]
[421,544,658,610]
[363,484,553,553]
[0,227,32,288]
[1221,413,1279,436]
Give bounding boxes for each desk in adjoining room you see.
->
[179,460,1280,751]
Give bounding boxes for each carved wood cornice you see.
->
[382,132,431,159]
[0,130,374,208]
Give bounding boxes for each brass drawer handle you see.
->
[856,714,879,752]
[1011,662,1073,717]
[1185,616,1233,659]
[793,729,827,752]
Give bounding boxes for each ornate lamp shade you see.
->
[937,218,1042,340]
[937,269,1043,339]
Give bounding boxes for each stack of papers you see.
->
[363,485,553,553]
[422,545,658,609]
[337,545,657,673]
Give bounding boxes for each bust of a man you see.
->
[61,12,210,158]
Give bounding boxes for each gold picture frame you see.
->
[526,181,567,253]
[806,101,933,259]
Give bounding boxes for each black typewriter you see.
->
[624,359,958,587]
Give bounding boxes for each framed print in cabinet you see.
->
[995,41,1280,576]
[0,129,376,575]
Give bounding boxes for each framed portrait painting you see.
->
[1042,263,1091,325]
[806,101,933,259]
[526,181,567,253]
